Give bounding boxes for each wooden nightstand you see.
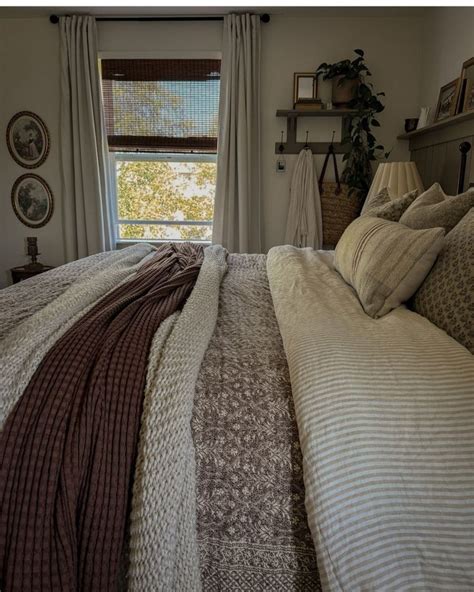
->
[10,263,55,284]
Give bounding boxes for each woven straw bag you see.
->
[318,144,361,249]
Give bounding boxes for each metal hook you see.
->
[278,130,285,153]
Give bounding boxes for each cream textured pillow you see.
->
[361,186,396,214]
[362,188,419,221]
[411,209,473,353]
[399,182,474,233]
[335,216,445,318]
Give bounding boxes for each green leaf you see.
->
[371,119,381,127]
[354,49,364,57]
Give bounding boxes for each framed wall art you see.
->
[11,174,54,228]
[457,57,474,113]
[463,80,474,113]
[434,79,460,122]
[6,111,50,168]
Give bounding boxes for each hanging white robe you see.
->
[285,148,323,249]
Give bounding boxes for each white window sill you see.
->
[115,239,212,250]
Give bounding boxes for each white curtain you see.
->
[285,148,323,249]
[60,16,113,262]
[212,14,261,253]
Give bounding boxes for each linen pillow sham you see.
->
[334,216,445,318]
[411,209,473,353]
[399,182,474,233]
[362,188,419,221]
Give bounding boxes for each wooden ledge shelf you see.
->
[276,109,359,118]
[397,110,474,140]
[275,108,357,154]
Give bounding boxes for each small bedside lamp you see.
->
[27,237,40,266]
[362,162,425,213]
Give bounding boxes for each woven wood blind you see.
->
[101,59,221,153]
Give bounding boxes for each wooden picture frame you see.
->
[293,72,318,106]
[11,174,54,228]
[434,79,460,122]
[457,57,474,113]
[463,79,474,113]
[6,111,50,169]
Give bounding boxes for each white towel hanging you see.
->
[285,148,323,249]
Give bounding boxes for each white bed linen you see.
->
[267,245,474,592]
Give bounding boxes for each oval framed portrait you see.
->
[6,111,50,168]
[11,174,54,228]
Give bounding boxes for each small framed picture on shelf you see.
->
[462,79,474,113]
[434,79,460,122]
[455,56,474,113]
[293,72,318,107]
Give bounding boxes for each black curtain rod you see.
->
[49,14,270,24]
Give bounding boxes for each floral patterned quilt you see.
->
[192,254,321,591]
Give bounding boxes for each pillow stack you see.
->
[405,185,474,353]
[399,182,474,232]
[334,181,473,353]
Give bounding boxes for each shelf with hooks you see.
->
[275,109,355,155]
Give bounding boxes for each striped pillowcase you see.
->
[335,216,445,318]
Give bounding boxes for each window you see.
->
[101,58,220,242]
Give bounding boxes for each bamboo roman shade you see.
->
[101,59,221,153]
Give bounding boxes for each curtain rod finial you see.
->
[50,14,59,24]
[261,13,270,23]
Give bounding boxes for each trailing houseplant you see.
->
[316,49,389,199]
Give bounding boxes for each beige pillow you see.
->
[361,186,396,214]
[411,209,473,353]
[335,216,445,318]
[399,182,474,233]
[362,188,419,221]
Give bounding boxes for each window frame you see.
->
[109,151,217,246]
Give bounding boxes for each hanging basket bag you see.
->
[318,144,362,249]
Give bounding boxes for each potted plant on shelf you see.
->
[316,49,389,199]
[316,49,369,106]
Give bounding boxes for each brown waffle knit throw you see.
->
[0,242,204,592]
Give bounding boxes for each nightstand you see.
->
[10,263,55,284]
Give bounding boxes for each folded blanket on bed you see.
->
[128,245,227,592]
[267,245,474,592]
[0,243,204,591]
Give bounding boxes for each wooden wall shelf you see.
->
[397,110,474,140]
[275,108,356,154]
[276,109,358,118]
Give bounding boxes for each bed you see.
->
[0,235,473,592]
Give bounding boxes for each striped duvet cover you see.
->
[267,246,474,592]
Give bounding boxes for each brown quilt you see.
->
[192,254,321,591]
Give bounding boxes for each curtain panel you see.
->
[212,14,262,253]
[60,16,113,261]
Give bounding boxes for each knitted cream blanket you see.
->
[128,245,227,591]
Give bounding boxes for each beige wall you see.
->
[419,8,474,117]
[2,10,470,285]
[0,18,63,287]
[260,14,423,250]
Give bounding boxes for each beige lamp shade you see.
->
[362,162,425,213]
